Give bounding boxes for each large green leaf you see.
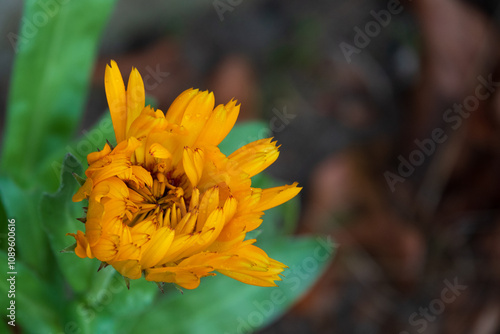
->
[1,0,117,190]
[120,236,335,334]
[0,250,62,333]
[0,176,50,277]
[41,113,116,193]
[40,154,96,293]
[86,272,159,334]
[0,317,9,334]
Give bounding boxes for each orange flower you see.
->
[68,61,301,289]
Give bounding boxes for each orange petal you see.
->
[140,227,175,268]
[197,186,219,230]
[72,178,93,202]
[126,67,145,135]
[174,210,198,235]
[145,266,214,290]
[253,183,302,212]
[165,88,199,125]
[127,106,168,140]
[229,138,279,177]
[87,143,112,165]
[196,99,240,146]
[216,243,286,287]
[86,198,105,246]
[149,142,172,160]
[67,231,94,259]
[91,234,120,262]
[180,90,215,146]
[111,260,142,279]
[182,147,205,187]
[105,60,127,143]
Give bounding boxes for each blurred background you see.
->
[1,0,500,333]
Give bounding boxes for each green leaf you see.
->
[121,236,335,334]
[101,275,158,319]
[86,272,159,334]
[0,250,63,333]
[0,176,50,277]
[0,317,10,333]
[1,0,117,190]
[40,113,116,192]
[0,185,7,228]
[40,154,97,293]
[219,121,271,156]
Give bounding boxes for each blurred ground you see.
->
[2,0,500,333]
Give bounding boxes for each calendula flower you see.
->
[68,60,301,289]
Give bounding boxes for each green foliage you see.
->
[123,237,333,334]
[1,0,116,191]
[40,154,95,293]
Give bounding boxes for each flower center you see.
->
[122,165,192,229]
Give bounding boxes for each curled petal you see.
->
[183,147,205,187]
[229,138,279,177]
[67,231,94,259]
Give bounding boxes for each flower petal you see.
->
[229,138,279,177]
[67,231,94,259]
[252,183,302,212]
[180,90,215,146]
[140,227,175,268]
[126,67,145,135]
[165,88,199,124]
[174,210,198,235]
[72,178,94,202]
[145,265,215,290]
[92,234,120,262]
[196,99,240,146]
[105,60,127,143]
[112,260,142,279]
[216,242,286,287]
[128,106,168,140]
[87,143,112,165]
[197,185,219,230]
[182,147,205,187]
[149,142,172,160]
